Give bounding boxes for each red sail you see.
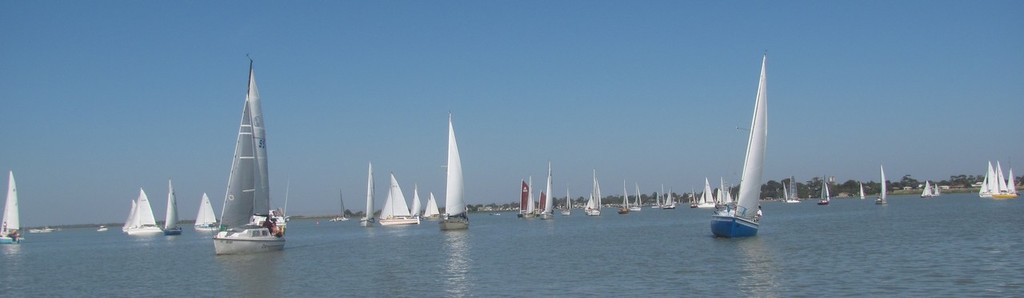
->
[520,180,529,212]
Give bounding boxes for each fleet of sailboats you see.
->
[710,54,768,238]
[212,61,285,255]
[1,171,21,244]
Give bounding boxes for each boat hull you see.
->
[710,215,759,238]
[214,229,285,255]
[585,209,601,216]
[0,236,20,244]
[817,200,829,205]
[163,227,182,236]
[875,199,886,205]
[379,216,420,226]
[125,226,164,235]
[440,213,469,230]
[194,225,218,232]
[992,194,1018,199]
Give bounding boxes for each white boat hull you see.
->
[585,209,601,216]
[439,213,469,230]
[124,226,163,235]
[194,225,219,232]
[379,216,420,226]
[214,228,285,255]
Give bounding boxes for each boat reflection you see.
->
[216,252,283,297]
[443,230,471,296]
[737,238,780,297]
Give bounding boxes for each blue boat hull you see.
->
[0,237,20,244]
[711,215,759,238]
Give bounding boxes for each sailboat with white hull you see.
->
[423,192,441,220]
[379,173,420,226]
[440,114,469,230]
[1,171,22,244]
[711,54,768,238]
[125,188,163,235]
[361,162,376,227]
[585,170,602,216]
[194,193,218,231]
[540,162,555,220]
[330,190,349,222]
[213,61,285,255]
[163,179,182,236]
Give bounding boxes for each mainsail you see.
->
[220,62,271,229]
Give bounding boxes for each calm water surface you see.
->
[2,193,1021,297]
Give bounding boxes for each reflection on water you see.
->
[443,230,471,297]
[216,252,284,297]
[737,238,780,297]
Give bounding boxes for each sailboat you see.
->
[330,190,350,222]
[991,161,1018,199]
[783,181,800,203]
[163,179,182,236]
[710,53,767,238]
[440,113,469,230]
[817,177,831,206]
[585,170,602,216]
[213,60,285,255]
[697,178,716,208]
[124,188,163,235]
[1,171,21,244]
[379,173,420,226]
[423,192,441,220]
[361,162,376,227]
[122,200,137,233]
[859,182,866,200]
[561,187,572,216]
[540,162,555,219]
[193,193,218,231]
[876,165,888,205]
[411,184,423,219]
[920,180,935,198]
[518,179,535,218]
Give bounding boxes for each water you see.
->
[3,193,1021,296]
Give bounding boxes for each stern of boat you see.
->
[710,215,759,238]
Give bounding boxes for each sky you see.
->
[1,1,1021,226]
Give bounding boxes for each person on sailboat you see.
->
[755,206,763,221]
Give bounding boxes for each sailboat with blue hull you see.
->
[711,54,768,238]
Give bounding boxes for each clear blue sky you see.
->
[1,1,1021,226]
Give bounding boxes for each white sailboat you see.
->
[163,179,182,235]
[585,170,602,216]
[817,177,831,206]
[411,184,423,219]
[992,161,1018,199]
[330,190,350,222]
[1,171,21,244]
[697,178,716,208]
[540,162,555,219]
[194,193,218,231]
[440,113,469,230]
[783,181,800,203]
[662,187,677,209]
[213,61,285,255]
[423,192,441,220]
[631,183,643,211]
[379,173,420,226]
[361,162,376,227]
[710,53,768,238]
[859,182,866,200]
[561,187,572,216]
[122,200,137,233]
[618,181,630,214]
[920,180,935,198]
[979,161,995,198]
[876,165,888,205]
[125,188,163,235]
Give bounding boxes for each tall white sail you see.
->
[2,171,20,237]
[444,115,465,216]
[733,54,768,218]
[123,200,137,232]
[1008,168,1017,195]
[879,165,888,204]
[411,184,422,217]
[220,63,271,229]
[365,162,375,220]
[543,162,554,214]
[381,173,413,219]
[859,182,865,199]
[195,193,217,228]
[424,192,440,218]
[996,161,1008,193]
[702,178,714,205]
[135,188,159,228]
[526,177,535,214]
[164,179,179,230]
[982,161,996,197]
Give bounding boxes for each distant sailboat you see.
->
[1,171,21,244]
[817,177,831,206]
[876,165,888,205]
[540,162,555,219]
[561,187,572,216]
[920,180,936,198]
[163,179,182,236]
[330,190,350,222]
[859,182,866,200]
[361,162,376,227]
[783,181,800,203]
[631,183,643,211]
[423,192,441,220]
[379,173,420,226]
[411,184,422,219]
[585,170,602,216]
[125,188,163,235]
[697,178,716,208]
[212,60,285,254]
[990,161,1018,199]
[440,113,469,230]
[710,53,768,238]
[193,193,218,231]
[618,181,630,214]
[518,180,534,218]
